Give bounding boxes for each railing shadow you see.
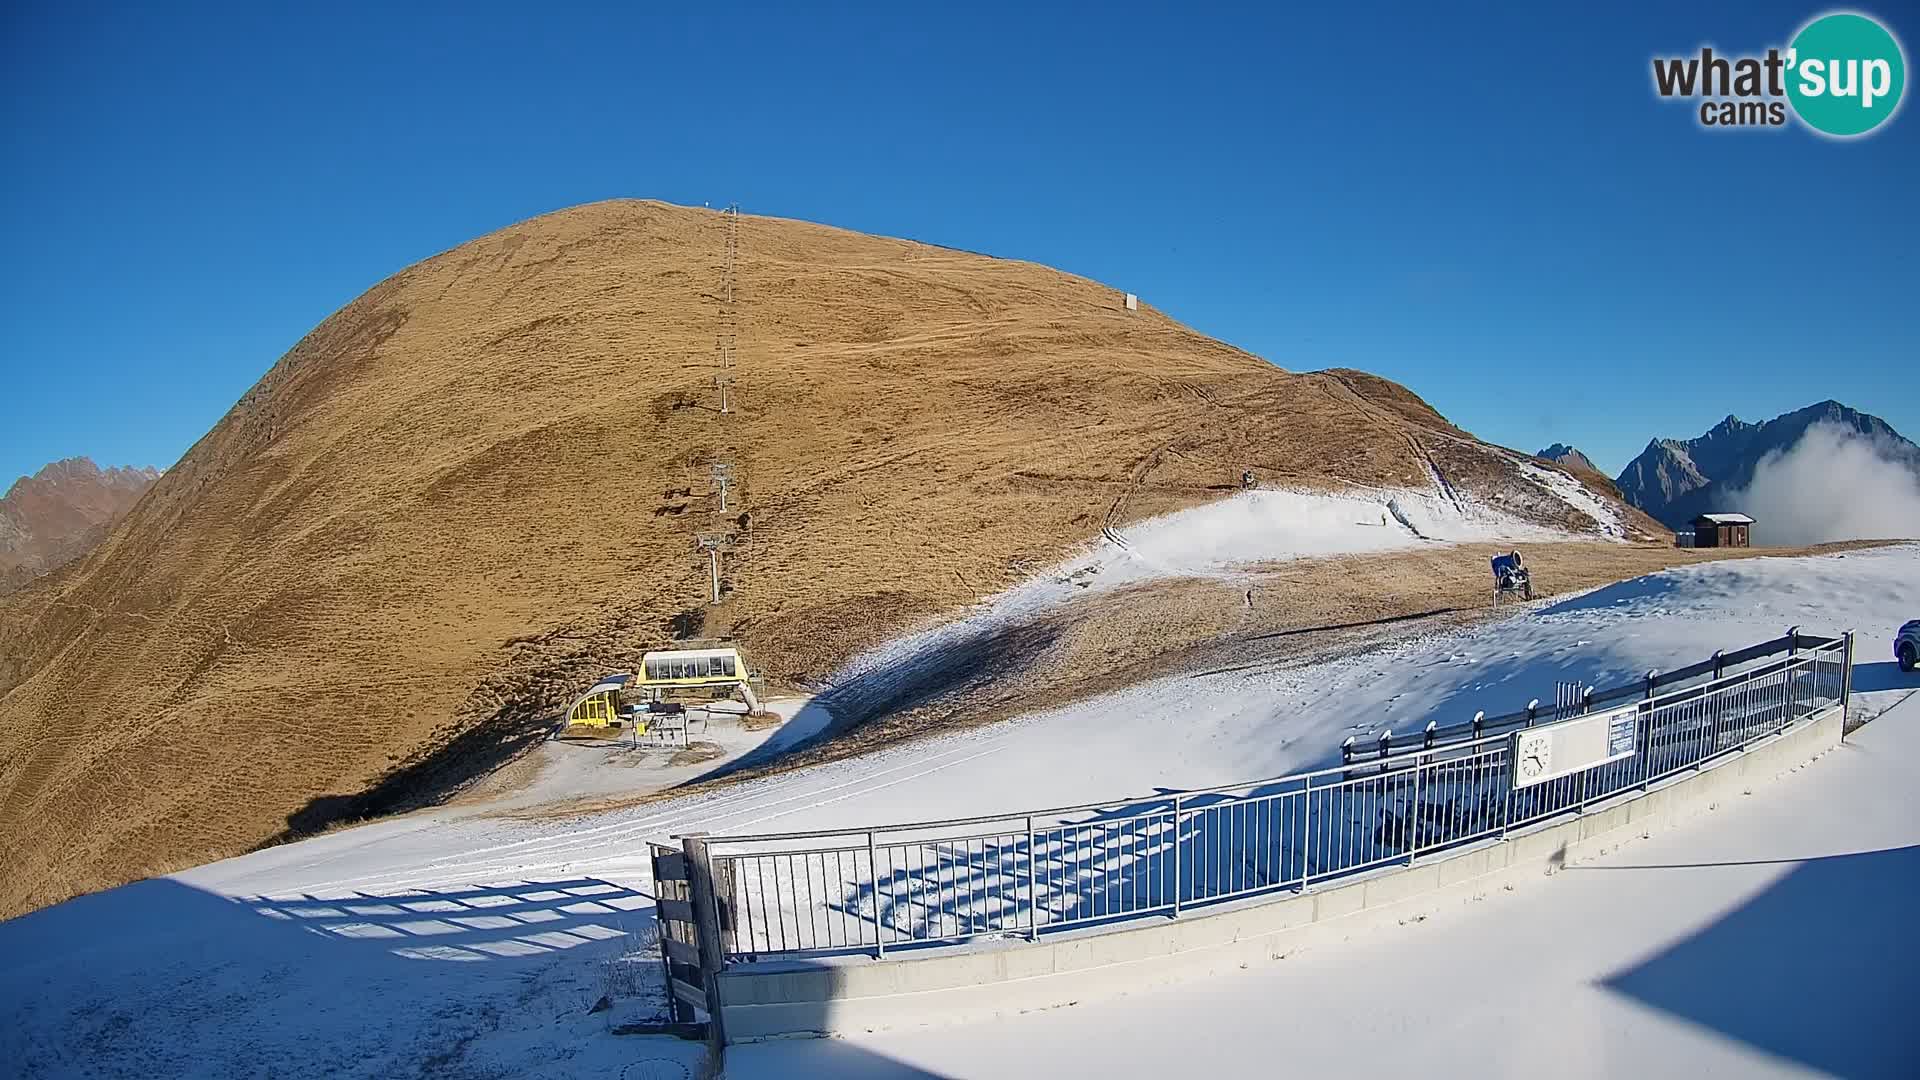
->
[247,876,652,961]
[0,875,666,1077]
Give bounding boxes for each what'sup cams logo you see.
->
[1653,10,1906,136]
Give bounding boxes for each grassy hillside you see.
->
[0,200,1640,917]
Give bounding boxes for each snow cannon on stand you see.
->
[1491,551,1533,604]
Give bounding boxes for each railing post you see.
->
[1500,732,1514,840]
[680,834,729,1051]
[1408,754,1423,865]
[867,830,883,957]
[1576,688,1595,810]
[1841,631,1855,720]
[1299,775,1312,891]
[1025,815,1039,941]
[1171,794,1184,917]
[1642,674,1658,790]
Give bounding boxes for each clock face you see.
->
[1517,734,1551,780]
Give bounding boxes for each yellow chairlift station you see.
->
[563,673,634,732]
[638,647,759,710]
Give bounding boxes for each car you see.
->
[1898,620,1920,673]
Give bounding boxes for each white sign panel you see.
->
[1510,703,1640,789]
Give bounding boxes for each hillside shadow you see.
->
[1600,844,1920,1078]
[692,616,1062,783]
[271,692,555,843]
[1538,571,1686,615]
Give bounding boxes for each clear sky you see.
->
[2,2,1914,485]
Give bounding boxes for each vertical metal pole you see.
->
[1641,674,1657,790]
[1171,794,1183,917]
[1841,631,1855,731]
[1026,815,1039,940]
[709,549,721,604]
[680,834,729,1051]
[1500,732,1514,839]
[1299,775,1312,890]
[1408,757,1422,865]
[867,830,883,957]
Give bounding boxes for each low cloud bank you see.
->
[1726,422,1920,546]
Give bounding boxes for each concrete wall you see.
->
[717,705,1845,1042]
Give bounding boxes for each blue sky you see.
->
[2,2,1914,485]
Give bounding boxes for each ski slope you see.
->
[827,483,1617,701]
[2,545,1916,1078]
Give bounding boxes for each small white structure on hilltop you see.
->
[1124,292,1139,311]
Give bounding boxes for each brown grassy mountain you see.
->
[0,458,160,595]
[0,199,1645,918]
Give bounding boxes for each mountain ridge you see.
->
[1613,401,1920,528]
[0,457,160,595]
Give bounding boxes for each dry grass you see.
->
[0,199,1651,919]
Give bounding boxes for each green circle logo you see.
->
[1787,12,1906,136]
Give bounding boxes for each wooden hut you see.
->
[1690,513,1753,548]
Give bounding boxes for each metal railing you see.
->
[686,633,1853,962]
[1340,627,1840,765]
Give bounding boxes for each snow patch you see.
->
[826,485,1603,698]
[1520,460,1629,540]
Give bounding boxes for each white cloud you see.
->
[1726,422,1920,546]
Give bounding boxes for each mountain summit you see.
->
[0,457,159,594]
[1614,401,1920,528]
[1536,443,1597,473]
[0,199,1641,917]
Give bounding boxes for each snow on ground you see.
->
[3,545,1916,1078]
[730,690,1920,1080]
[1520,459,1629,539]
[826,484,1604,699]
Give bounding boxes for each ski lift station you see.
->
[562,647,761,734]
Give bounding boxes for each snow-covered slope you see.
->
[4,545,1915,1079]
[812,482,1617,736]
